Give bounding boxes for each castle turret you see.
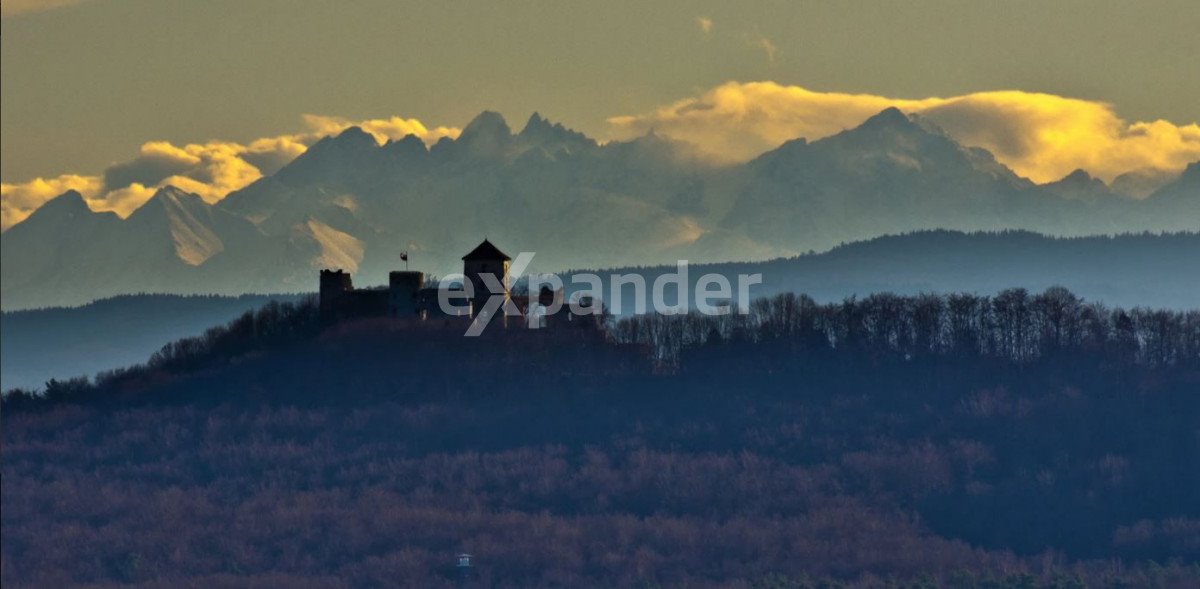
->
[462,239,511,319]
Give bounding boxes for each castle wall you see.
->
[342,289,389,318]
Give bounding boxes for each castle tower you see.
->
[389,271,426,317]
[462,239,511,319]
[318,269,353,321]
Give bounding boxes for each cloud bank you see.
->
[0,115,459,230]
[607,81,1200,183]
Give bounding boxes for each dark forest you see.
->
[2,289,1198,587]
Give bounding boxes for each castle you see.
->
[318,239,586,327]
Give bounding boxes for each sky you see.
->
[2,0,1199,228]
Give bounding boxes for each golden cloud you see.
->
[244,136,309,176]
[301,114,460,146]
[1,114,460,230]
[753,38,778,64]
[99,183,159,218]
[607,81,1200,183]
[0,175,102,230]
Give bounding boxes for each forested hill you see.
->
[3,291,1198,587]
[570,230,1200,311]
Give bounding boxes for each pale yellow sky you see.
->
[2,0,1198,186]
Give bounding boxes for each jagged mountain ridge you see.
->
[2,108,1197,310]
[1139,161,1200,230]
[722,107,1045,247]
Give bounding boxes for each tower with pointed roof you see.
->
[462,239,512,318]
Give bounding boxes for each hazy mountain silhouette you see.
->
[577,230,1200,312]
[1,293,304,391]
[2,109,1196,309]
[1,186,311,309]
[1140,161,1200,230]
[1111,167,1179,198]
[720,107,1046,249]
[1042,169,1118,202]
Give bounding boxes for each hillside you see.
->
[0,294,305,391]
[3,109,1196,310]
[2,291,1198,587]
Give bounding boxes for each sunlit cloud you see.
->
[243,136,309,176]
[607,81,1200,183]
[0,175,102,230]
[301,114,460,146]
[752,38,778,64]
[100,183,158,217]
[608,82,918,165]
[696,16,713,34]
[919,92,1200,184]
[100,140,262,203]
[0,114,460,230]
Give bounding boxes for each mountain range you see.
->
[2,108,1197,310]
